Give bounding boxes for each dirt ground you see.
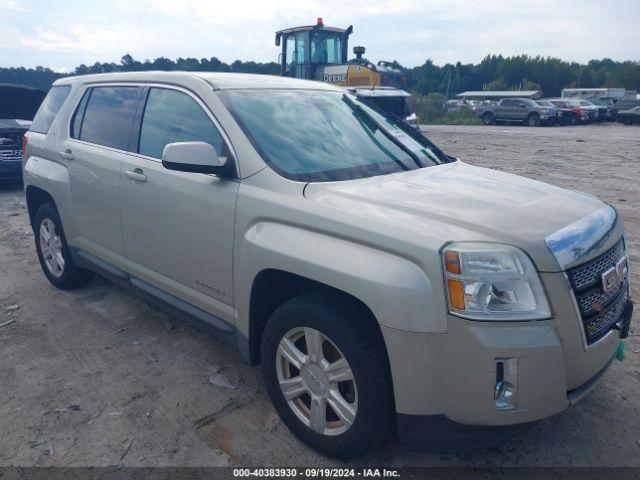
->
[0,123,638,468]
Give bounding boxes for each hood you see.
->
[304,161,609,272]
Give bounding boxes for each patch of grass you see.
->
[426,110,482,125]
[410,93,481,125]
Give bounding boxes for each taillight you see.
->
[21,135,28,156]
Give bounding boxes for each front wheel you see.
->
[482,112,495,125]
[525,113,540,127]
[261,292,393,459]
[34,203,94,290]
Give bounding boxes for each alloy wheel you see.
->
[39,218,65,278]
[275,327,358,436]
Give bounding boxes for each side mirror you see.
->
[161,141,229,175]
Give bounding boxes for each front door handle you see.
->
[59,149,74,160]
[125,168,147,182]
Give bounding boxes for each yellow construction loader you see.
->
[275,18,417,127]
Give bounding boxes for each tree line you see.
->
[1,53,639,98]
[406,55,640,98]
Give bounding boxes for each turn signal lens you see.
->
[447,279,465,309]
[444,250,461,274]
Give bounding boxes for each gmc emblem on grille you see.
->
[602,256,628,294]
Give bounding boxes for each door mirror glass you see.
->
[161,141,227,174]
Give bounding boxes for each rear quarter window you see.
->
[30,85,71,134]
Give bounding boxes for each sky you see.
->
[1,0,639,72]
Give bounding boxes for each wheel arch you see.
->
[247,269,389,370]
[26,185,56,227]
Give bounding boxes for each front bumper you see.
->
[383,291,632,448]
[0,158,23,181]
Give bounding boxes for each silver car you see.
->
[22,72,633,458]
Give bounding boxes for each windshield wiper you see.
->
[341,94,425,168]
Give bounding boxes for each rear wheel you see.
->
[525,113,540,127]
[34,203,94,290]
[261,292,393,459]
[569,114,578,126]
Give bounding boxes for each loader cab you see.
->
[276,19,352,80]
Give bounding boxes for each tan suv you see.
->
[22,72,633,458]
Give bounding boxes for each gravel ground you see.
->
[0,123,638,468]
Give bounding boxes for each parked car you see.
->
[617,106,640,124]
[588,98,614,120]
[0,119,31,183]
[549,99,594,124]
[478,98,555,126]
[573,100,607,121]
[535,100,576,125]
[23,72,633,458]
[612,98,640,118]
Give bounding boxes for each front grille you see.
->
[583,292,628,342]
[0,149,22,160]
[567,238,628,344]
[567,239,625,290]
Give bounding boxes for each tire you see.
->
[525,113,540,127]
[570,115,578,126]
[34,203,94,290]
[261,291,393,459]
[482,112,495,125]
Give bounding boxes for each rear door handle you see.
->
[125,168,147,182]
[59,149,74,160]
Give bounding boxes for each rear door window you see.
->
[79,86,141,150]
[138,88,224,159]
[30,85,71,134]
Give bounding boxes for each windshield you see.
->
[536,101,553,107]
[219,89,446,182]
[310,32,344,65]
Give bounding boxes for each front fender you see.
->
[235,221,446,336]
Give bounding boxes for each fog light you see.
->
[495,358,518,411]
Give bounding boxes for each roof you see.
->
[275,25,346,36]
[457,90,541,98]
[54,71,342,91]
[346,87,411,98]
[562,88,626,92]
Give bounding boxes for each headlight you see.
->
[442,242,551,321]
